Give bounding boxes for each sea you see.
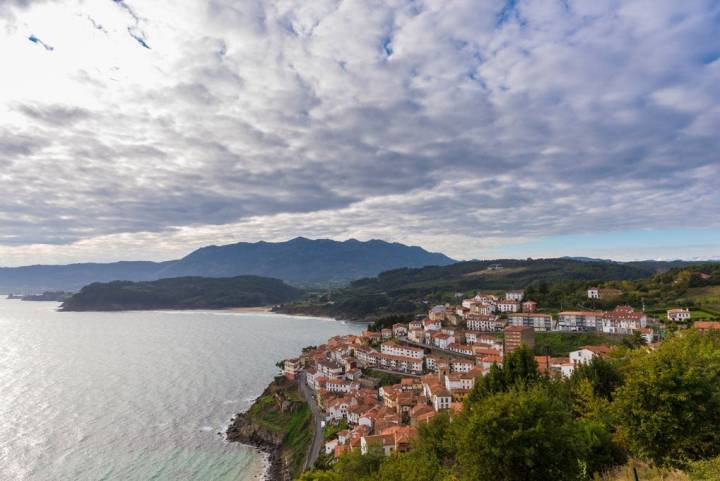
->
[0,298,363,481]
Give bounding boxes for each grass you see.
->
[463,267,528,277]
[324,420,349,440]
[647,305,720,322]
[600,462,689,481]
[283,404,313,476]
[686,286,720,313]
[534,331,625,357]
[362,368,403,386]
[245,379,314,478]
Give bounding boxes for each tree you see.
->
[297,471,341,481]
[503,344,541,386]
[467,345,539,404]
[570,355,624,401]
[613,330,720,468]
[373,451,446,481]
[455,384,585,481]
[621,330,646,349]
[333,447,385,481]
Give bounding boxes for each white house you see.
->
[326,398,352,421]
[361,434,395,455]
[635,327,655,344]
[381,342,424,359]
[462,299,478,309]
[325,439,339,455]
[325,380,358,394]
[560,362,576,378]
[448,343,473,356]
[408,328,424,343]
[587,287,600,299]
[497,300,520,313]
[467,315,505,332]
[569,345,612,365]
[601,306,647,334]
[505,290,524,301]
[558,311,604,332]
[473,303,497,315]
[423,319,442,331]
[408,320,423,330]
[432,388,452,411]
[392,323,408,337]
[424,356,438,372]
[318,360,345,378]
[450,358,475,373]
[667,308,691,322]
[507,313,553,332]
[444,372,475,391]
[431,332,454,349]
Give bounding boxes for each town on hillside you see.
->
[282,289,720,460]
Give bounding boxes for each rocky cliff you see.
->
[226,377,311,481]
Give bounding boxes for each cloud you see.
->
[0,0,718,264]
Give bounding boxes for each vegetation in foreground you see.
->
[299,329,720,481]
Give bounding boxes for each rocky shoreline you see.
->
[226,411,289,481]
[226,377,308,481]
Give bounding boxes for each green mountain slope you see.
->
[61,276,304,311]
[280,258,663,320]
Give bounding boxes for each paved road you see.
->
[299,372,324,471]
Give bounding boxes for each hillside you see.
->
[589,263,720,319]
[278,258,664,320]
[0,261,173,292]
[0,238,454,292]
[155,237,455,284]
[60,276,304,311]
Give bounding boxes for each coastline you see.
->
[57,304,366,324]
[226,376,313,481]
[223,306,273,313]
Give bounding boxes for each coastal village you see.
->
[280,288,720,461]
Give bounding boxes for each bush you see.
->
[613,331,720,468]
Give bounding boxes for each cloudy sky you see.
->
[0,0,719,266]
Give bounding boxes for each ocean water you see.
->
[0,299,362,481]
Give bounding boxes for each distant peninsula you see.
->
[60,276,304,312]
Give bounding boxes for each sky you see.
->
[0,0,719,266]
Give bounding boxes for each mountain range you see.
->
[0,237,456,292]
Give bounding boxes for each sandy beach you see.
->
[223,306,273,313]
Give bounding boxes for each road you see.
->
[299,372,324,471]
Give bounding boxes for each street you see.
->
[299,372,324,472]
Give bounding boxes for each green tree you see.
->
[621,330,647,349]
[570,355,624,401]
[467,345,539,404]
[456,384,584,481]
[333,447,385,481]
[297,470,341,481]
[373,451,446,481]
[613,330,720,468]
